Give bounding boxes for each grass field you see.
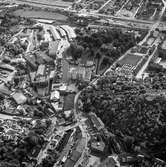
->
[15,0,72,8]
[118,54,142,67]
[13,9,67,21]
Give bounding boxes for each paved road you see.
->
[26,30,34,53]
[90,12,154,24]
[0,113,16,119]
[116,0,131,16]
[9,0,69,9]
[133,0,144,18]
[97,0,113,12]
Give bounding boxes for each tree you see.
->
[37,33,43,41]
[40,155,57,167]
[24,132,44,149]
[77,80,88,90]
[80,75,166,161]
[68,43,84,61]
[148,62,165,73]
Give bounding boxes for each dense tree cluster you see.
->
[38,154,58,167]
[0,119,50,167]
[5,43,24,56]
[76,28,136,55]
[0,11,35,47]
[67,28,138,73]
[80,76,166,161]
[148,62,165,73]
[146,62,166,90]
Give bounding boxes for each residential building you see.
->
[11,92,27,105]
[97,156,120,167]
[159,39,166,57]
[57,27,66,38]
[36,64,45,77]
[63,93,75,111]
[49,26,61,41]
[24,55,38,70]
[50,90,60,101]
[35,51,53,64]
[60,25,76,40]
[89,112,105,131]
[0,63,15,72]
[0,83,12,95]
[90,141,105,154]
[64,150,82,167]
[49,41,61,58]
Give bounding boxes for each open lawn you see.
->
[15,0,72,8]
[118,54,142,67]
[13,9,67,21]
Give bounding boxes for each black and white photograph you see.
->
[0,0,166,166]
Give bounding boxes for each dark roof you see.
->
[31,147,41,158]
[64,159,75,167]
[98,157,117,167]
[63,93,75,111]
[62,59,70,83]
[78,165,83,167]
[80,49,91,65]
[70,150,81,162]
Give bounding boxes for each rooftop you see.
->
[0,83,12,95]
[36,64,45,76]
[64,159,75,167]
[49,40,61,57]
[63,93,75,111]
[97,156,119,167]
[11,92,27,105]
[161,40,166,50]
[70,150,81,162]
[89,112,104,131]
[91,141,105,152]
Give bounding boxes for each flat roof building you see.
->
[64,151,81,167]
[161,40,166,50]
[64,159,75,167]
[50,90,60,101]
[49,41,60,58]
[97,156,120,167]
[35,51,53,64]
[24,55,38,70]
[60,25,76,39]
[63,93,75,111]
[49,26,61,41]
[36,64,45,77]
[57,27,66,37]
[0,83,12,96]
[0,63,15,72]
[89,112,104,131]
[91,141,105,153]
[70,150,81,162]
[11,92,27,105]
[62,59,70,83]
